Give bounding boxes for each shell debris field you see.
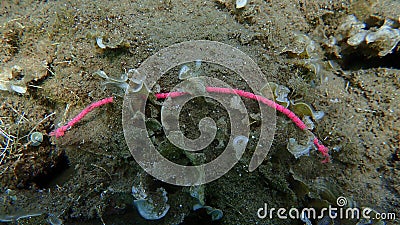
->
[50,86,330,162]
[336,15,400,57]
[1,0,399,224]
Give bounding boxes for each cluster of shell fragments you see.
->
[0,65,27,94]
[333,15,400,57]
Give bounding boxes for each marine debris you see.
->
[49,97,114,137]
[50,84,330,162]
[156,87,330,162]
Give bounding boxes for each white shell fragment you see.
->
[233,135,248,160]
[96,37,106,49]
[347,30,368,46]
[281,33,317,58]
[30,132,43,146]
[10,84,27,94]
[134,198,170,220]
[95,36,130,50]
[275,85,290,107]
[178,60,202,80]
[338,15,366,37]
[236,0,248,9]
[132,184,170,220]
[194,60,202,71]
[268,82,291,108]
[94,70,129,92]
[287,137,313,159]
[313,111,325,120]
[127,69,145,84]
[0,65,28,94]
[178,65,191,80]
[94,69,148,93]
[127,69,149,93]
[94,70,109,79]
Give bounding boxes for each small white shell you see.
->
[10,84,27,94]
[178,65,191,80]
[313,111,325,120]
[233,135,248,160]
[236,0,247,9]
[94,70,109,79]
[128,81,144,93]
[287,138,312,159]
[132,187,170,220]
[30,132,43,146]
[96,37,106,49]
[127,69,144,83]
